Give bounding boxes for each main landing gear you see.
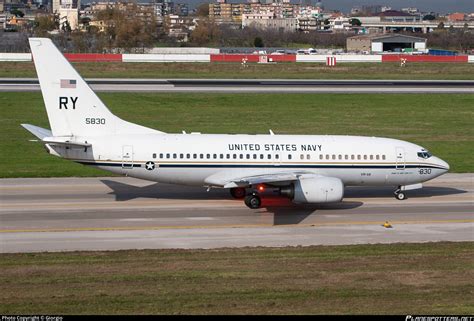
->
[230,187,262,209]
[244,193,262,209]
[394,187,407,200]
[230,187,246,199]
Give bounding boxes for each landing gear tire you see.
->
[230,187,246,199]
[394,189,407,200]
[244,194,262,209]
[396,192,406,200]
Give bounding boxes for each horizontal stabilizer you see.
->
[42,137,92,148]
[21,124,52,139]
[22,125,91,148]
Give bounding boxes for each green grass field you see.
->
[1,242,472,314]
[0,92,472,177]
[1,61,474,79]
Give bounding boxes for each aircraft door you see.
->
[395,147,405,170]
[122,145,134,169]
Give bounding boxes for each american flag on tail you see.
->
[60,79,77,88]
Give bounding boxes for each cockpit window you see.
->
[417,150,432,159]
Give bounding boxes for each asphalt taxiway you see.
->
[0,174,472,253]
[1,78,473,93]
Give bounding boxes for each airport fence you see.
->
[123,54,210,62]
[381,54,469,63]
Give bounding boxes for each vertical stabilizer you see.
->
[29,38,163,137]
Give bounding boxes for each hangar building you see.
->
[347,34,427,53]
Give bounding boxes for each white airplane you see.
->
[23,38,450,209]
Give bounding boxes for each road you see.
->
[0,79,473,93]
[0,174,472,253]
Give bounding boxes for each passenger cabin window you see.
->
[319,155,323,160]
[351,155,355,160]
[300,154,304,160]
[382,155,386,160]
[180,154,184,159]
[193,154,197,159]
[376,155,380,160]
[166,153,170,159]
[260,154,264,159]
[326,155,330,160]
[267,154,271,159]
[345,155,349,160]
[306,154,310,160]
[363,155,367,160]
[357,155,361,160]
[370,155,373,160]
[253,154,257,159]
[332,155,336,160]
[233,154,237,159]
[187,154,190,159]
[288,154,292,160]
[152,153,156,159]
[159,153,163,159]
[246,154,250,159]
[200,154,204,159]
[338,155,342,160]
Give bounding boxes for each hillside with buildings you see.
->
[0,0,473,53]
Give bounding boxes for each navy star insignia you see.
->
[145,161,155,171]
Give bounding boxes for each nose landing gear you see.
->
[394,187,407,200]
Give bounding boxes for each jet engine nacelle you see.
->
[284,177,344,204]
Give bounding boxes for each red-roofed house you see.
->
[448,13,466,21]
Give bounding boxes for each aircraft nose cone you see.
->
[443,160,450,172]
[436,157,450,172]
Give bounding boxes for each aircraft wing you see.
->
[213,171,318,188]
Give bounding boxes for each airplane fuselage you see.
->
[54,134,449,188]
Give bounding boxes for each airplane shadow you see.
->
[102,179,467,202]
[344,186,467,199]
[101,179,229,201]
[258,198,364,225]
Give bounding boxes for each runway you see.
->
[0,174,472,253]
[1,78,473,93]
